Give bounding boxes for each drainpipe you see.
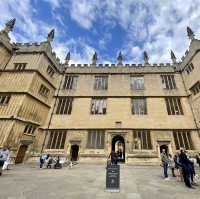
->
[40,67,66,153]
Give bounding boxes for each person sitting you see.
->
[46,156,54,169]
[54,156,62,169]
[39,154,46,169]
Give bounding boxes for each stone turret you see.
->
[0,18,16,51]
[47,29,55,42]
[187,26,195,40]
[170,50,176,64]
[143,51,149,65]
[92,52,97,65]
[117,51,123,65]
[65,52,70,65]
[0,18,16,41]
[3,18,16,34]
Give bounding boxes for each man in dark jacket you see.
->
[109,150,117,165]
[178,149,195,188]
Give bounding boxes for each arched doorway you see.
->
[70,145,79,161]
[160,145,168,155]
[15,145,28,164]
[112,135,125,163]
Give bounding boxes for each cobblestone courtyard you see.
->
[0,164,200,199]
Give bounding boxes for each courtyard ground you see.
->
[0,163,200,199]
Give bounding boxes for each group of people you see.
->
[39,154,62,169]
[0,147,10,176]
[161,148,199,189]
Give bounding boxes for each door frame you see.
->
[15,145,28,164]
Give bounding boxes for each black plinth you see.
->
[106,164,120,192]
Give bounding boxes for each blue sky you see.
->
[0,0,200,64]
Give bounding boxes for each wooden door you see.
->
[15,145,28,164]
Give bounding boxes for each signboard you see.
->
[106,164,120,192]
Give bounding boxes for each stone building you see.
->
[0,19,200,164]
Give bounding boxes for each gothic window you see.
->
[133,130,152,150]
[47,130,67,149]
[161,75,176,89]
[46,65,55,77]
[63,75,78,90]
[0,95,10,105]
[38,84,50,97]
[131,98,147,115]
[55,97,73,114]
[94,76,108,90]
[130,76,144,90]
[173,130,193,150]
[24,125,36,135]
[190,81,200,95]
[14,63,27,70]
[91,98,107,115]
[87,130,105,149]
[165,97,183,115]
[185,63,194,74]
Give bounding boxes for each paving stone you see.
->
[0,164,200,199]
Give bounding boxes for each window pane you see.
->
[131,76,144,90]
[132,98,147,115]
[87,130,105,149]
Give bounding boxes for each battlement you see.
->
[65,63,173,68]
[13,41,61,66]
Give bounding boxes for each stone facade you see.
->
[0,19,199,164]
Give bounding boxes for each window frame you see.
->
[47,130,67,149]
[131,97,147,115]
[161,75,176,90]
[165,97,183,115]
[55,97,73,115]
[87,130,105,149]
[14,63,27,71]
[173,130,193,150]
[46,65,55,77]
[0,95,11,105]
[38,84,50,97]
[91,97,107,115]
[130,76,144,90]
[94,76,108,90]
[62,75,78,90]
[133,130,152,150]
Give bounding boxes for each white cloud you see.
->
[69,0,102,29]
[67,0,200,63]
[1,0,200,63]
[53,38,96,64]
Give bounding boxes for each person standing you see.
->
[160,149,169,180]
[196,153,200,168]
[109,150,117,165]
[168,154,176,177]
[0,147,4,176]
[2,147,10,170]
[178,149,194,188]
[0,147,9,175]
